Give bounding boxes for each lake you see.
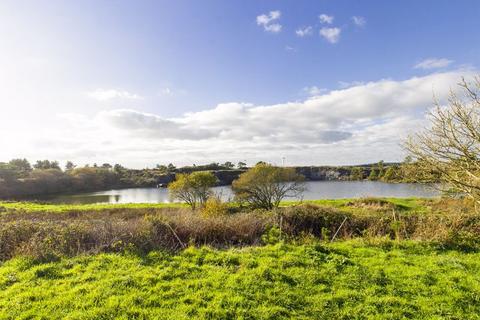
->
[42,181,439,204]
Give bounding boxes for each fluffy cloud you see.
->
[352,16,366,27]
[319,14,334,24]
[42,70,471,167]
[87,89,142,101]
[256,10,282,33]
[296,26,313,37]
[414,58,454,70]
[8,70,472,167]
[320,27,341,43]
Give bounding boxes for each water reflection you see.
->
[41,181,439,205]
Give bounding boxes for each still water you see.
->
[44,181,439,204]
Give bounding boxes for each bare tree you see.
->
[405,76,480,210]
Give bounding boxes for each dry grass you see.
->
[1,200,479,261]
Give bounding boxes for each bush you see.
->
[201,196,230,217]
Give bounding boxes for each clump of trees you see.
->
[232,163,305,209]
[348,160,415,183]
[167,163,306,211]
[0,159,173,198]
[168,171,218,209]
[405,76,480,209]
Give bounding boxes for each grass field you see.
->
[1,240,479,319]
[0,198,479,319]
[0,197,427,214]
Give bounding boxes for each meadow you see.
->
[1,241,480,319]
[0,198,479,319]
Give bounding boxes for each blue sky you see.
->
[0,1,479,167]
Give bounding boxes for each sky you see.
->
[0,0,479,168]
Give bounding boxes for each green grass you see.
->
[0,197,429,214]
[282,197,430,212]
[0,201,187,214]
[1,240,479,319]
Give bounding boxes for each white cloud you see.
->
[414,58,454,70]
[3,70,474,167]
[319,14,334,24]
[87,89,142,101]
[352,16,366,27]
[319,27,341,43]
[296,26,313,37]
[303,86,327,96]
[338,80,365,89]
[256,10,282,33]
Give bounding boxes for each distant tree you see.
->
[382,166,398,182]
[156,164,168,172]
[34,160,61,170]
[350,167,364,180]
[65,161,76,171]
[377,161,385,178]
[0,163,17,182]
[101,163,112,170]
[256,161,267,166]
[168,171,218,209]
[237,161,247,169]
[232,163,305,209]
[223,161,235,169]
[368,168,378,181]
[167,163,176,172]
[8,158,32,177]
[113,164,125,173]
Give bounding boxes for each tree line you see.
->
[0,160,247,199]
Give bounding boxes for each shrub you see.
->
[200,196,230,217]
[168,171,218,209]
[232,163,305,209]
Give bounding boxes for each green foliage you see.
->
[349,167,364,180]
[34,160,61,170]
[232,163,305,209]
[169,171,218,209]
[200,196,230,217]
[368,168,378,180]
[261,226,282,244]
[237,161,247,169]
[0,242,480,319]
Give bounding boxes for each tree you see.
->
[34,160,61,170]
[168,171,218,209]
[382,166,398,182]
[368,168,378,181]
[377,160,385,178]
[113,164,125,173]
[237,161,247,169]
[156,164,168,172]
[0,163,17,182]
[65,161,76,171]
[350,167,364,180]
[167,163,176,172]
[223,161,235,169]
[232,163,305,209]
[101,163,112,170]
[405,76,480,209]
[8,159,32,177]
